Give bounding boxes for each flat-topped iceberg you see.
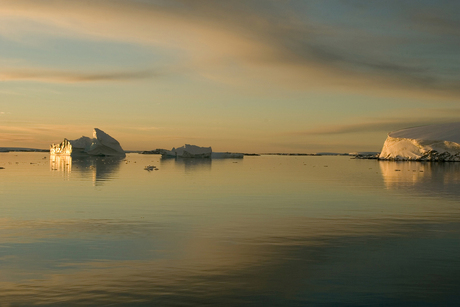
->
[211,152,244,159]
[50,128,126,158]
[161,144,245,159]
[163,144,212,158]
[379,122,460,161]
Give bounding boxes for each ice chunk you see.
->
[50,139,73,155]
[379,122,460,161]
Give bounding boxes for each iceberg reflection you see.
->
[50,154,122,185]
[50,154,72,175]
[161,157,212,172]
[379,160,460,197]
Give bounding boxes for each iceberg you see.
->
[211,152,244,159]
[379,122,460,161]
[50,128,126,158]
[161,144,244,159]
[162,144,212,158]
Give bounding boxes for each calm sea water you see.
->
[1,153,459,306]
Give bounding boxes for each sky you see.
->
[0,0,459,152]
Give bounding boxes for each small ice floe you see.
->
[144,165,158,171]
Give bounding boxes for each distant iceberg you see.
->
[379,122,460,161]
[211,152,244,159]
[162,144,212,158]
[50,128,126,158]
[161,144,245,159]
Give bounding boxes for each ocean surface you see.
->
[1,153,459,306]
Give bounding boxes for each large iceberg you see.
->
[50,128,126,158]
[379,122,460,161]
[162,144,212,158]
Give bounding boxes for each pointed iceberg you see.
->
[379,122,460,161]
[50,128,125,158]
[85,128,126,157]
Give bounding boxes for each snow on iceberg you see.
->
[162,144,212,158]
[379,122,460,161]
[50,128,126,158]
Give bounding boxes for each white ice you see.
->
[50,128,125,158]
[379,122,460,161]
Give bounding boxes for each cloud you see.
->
[0,134,35,143]
[0,90,22,95]
[0,124,89,146]
[0,68,156,83]
[411,8,460,37]
[0,0,459,98]
[127,126,161,131]
[155,0,460,99]
[288,117,460,136]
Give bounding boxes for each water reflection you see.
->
[160,157,212,172]
[50,154,72,175]
[3,155,460,306]
[50,154,122,185]
[379,160,460,197]
[2,215,460,306]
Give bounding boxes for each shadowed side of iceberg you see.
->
[86,128,126,158]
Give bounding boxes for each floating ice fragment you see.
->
[144,165,158,171]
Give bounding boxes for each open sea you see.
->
[1,152,459,306]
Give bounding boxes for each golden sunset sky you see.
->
[1,0,459,152]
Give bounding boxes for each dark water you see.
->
[1,153,459,306]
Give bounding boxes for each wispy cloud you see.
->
[0,90,22,95]
[0,134,35,143]
[127,126,162,131]
[411,8,460,37]
[1,69,156,83]
[0,0,459,98]
[287,117,460,136]
[0,124,88,145]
